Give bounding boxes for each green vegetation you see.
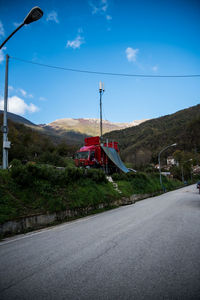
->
[1,106,199,227]
[0,162,118,224]
[0,116,78,167]
[0,160,186,226]
[112,172,183,197]
[105,104,200,168]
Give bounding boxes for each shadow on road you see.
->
[185,198,200,209]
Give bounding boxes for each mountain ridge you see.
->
[0,110,148,139]
[42,118,148,136]
[104,104,200,167]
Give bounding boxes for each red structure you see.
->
[74,136,120,173]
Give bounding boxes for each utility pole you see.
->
[99,81,105,139]
[0,7,43,169]
[2,54,11,169]
[158,143,177,192]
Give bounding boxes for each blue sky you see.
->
[0,0,199,124]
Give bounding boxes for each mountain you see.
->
[0,111,87,145]
[1,105,200,167]
[104,104,200,167]
[43,118,148,136]
[0,110,36,126]
[0,115,78,164]
[0,111,147,144]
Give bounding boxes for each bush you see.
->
[10,161,31,186]
[66,167,84,183]
[113,171,182,196]
[86,169,107,183]
[37,151,65,167]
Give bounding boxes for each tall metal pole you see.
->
[100,89,103,138]
[158,151,162,187]
[158,143,177,192]
[0,7,43,169]
[2,54,9,169]
[99,81,104,139]
[181,165,184,183]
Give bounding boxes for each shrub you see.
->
[66,167,84,183]
[10,161,31,186]
[86,169,107,183]
[37,151,65,167]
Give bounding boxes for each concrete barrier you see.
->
[0,193,156,237]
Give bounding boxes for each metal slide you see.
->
[101,146,130,173]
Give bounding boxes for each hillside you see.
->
[104,104,200,167]
[1,104,200,168]
[43,118,148,136]
[0,111,147,144]
[0,111,87,145]
[0,110,36,126]
[0,115,78,165]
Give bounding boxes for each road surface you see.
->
[0,185,200,299]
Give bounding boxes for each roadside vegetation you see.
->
[112,172,183,197]
[0,112,199,227]
[0,116,79,167]
[0,160,189,225]
[105,105,200,168]
[0,161,118,224]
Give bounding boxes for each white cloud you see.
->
[0,96,39,115]
[0,47,6,64]
[125,47,139,62]
[152,65,158,72]
[19,88,27,97]
[18,88,33,98]
[106,15,112,20]
[46,11,59,23]
[78,28,83,34]
[89,0,108,14]
[39,97,47,101]
[66,35,85,49]
[0,20,5,37]
[13,22,21,28]
[101,0,108,12]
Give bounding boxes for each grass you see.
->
[112,172,183,197]
[0,163,119,224]
[0,162,184,225]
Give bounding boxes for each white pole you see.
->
[2,54,9,169]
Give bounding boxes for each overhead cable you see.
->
[9,56,200,78]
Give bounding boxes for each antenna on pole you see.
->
[99,81,105,139]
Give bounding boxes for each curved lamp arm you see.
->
[0,7,43,50]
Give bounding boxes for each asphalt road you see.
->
[0,185,200,300]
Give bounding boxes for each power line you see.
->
[9,55,200,78]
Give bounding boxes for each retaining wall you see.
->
[0,193,155,237]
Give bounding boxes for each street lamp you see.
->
[0,7,43,169]
[181,158,193,183]
[158,143,177,191]
[0,7,43,50]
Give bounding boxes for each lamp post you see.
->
[0,7,43,169]
[158,143,177,191]
[0,7,43,50]
[181,158,193,183]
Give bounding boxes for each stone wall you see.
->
[0,193,156,237]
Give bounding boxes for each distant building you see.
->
[192,165,200,175]
[161,171,171,177]
[167,156,177,166]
